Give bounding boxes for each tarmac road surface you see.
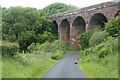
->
[42,53,88,78]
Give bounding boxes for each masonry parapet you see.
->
[49,1,117,20]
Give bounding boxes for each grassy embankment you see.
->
[79,43,118,78]
[0,40,2,79]
[77,15,119,78]
[2,40,58,78]
[78,29,118,78]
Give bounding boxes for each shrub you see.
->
[27,40,60,54]
[105,16,120,37]
[78,28,99,49]
[2,41,19,56]
[100,54,118,69]
[89,30,109,46]
[80,36,118,60]
[97,47,112,58]
[105,36,118,52]
[18,31,36,52]
[51,40,60,51]
[27,42,36,52]
[94,36,118,58]
[78,32,90,49]
[60,44,69,50]
[51,50,64,60]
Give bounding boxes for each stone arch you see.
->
[59,19,70,45]
[71,16,86,48]
[53,21,58,27]
[89,13,108,28]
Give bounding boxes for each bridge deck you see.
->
[49,1,117,19]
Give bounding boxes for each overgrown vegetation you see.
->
[78,16,119,78]
[2,40,61,78]
[105,16,119,37]
[78,28,100,49]
[89,30,109,46]
[2,41,19,56]
[2,1,119,78]
[2,3,77,52]
[51,50,64,60]
[2,2,77,78]
[2,7,55,52]
[2,53,57,78]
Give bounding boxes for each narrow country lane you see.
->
[41,53,88,79]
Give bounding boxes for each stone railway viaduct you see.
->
[49,1,120,48]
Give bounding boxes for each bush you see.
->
[18,31,36,52]
[1,41,19,56]
[100,54,118,69]
[97,47,112,58]
[2,34,17,42]
[60,44,69,50]
[27,42,36,52]
[51,50,64,60]
[78,32,90,49]
[89,30,109,46]
[105,16,120,37]
[27,40,60,54]
[78,28,99,49]
[79,36,118,60]
[105,36,118,52]
[94,36,118,58]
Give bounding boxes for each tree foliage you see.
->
[78,28,97,49]
[89,30,109,46]
[105,16,120,37]
[43,2,78,16]
[2,7,54,51]
[2,3,77,52]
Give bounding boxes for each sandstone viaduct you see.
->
[49,1,120,48]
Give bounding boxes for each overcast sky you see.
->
[1,0,113,9]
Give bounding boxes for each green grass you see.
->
[0,40,2,79]
[78,33,118,78]
[1,40,59,78]
[78,45,118,78]
[78,50,118,78]
[2,53,58,78]
[0,57,2,79]
[79,62,118,78]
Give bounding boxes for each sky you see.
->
[1,0,113,9]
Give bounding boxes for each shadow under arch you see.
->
[59,19,70,46]
[52,21,58,38]
[115,11,120,17]
[71,16,86,48]
[89,13,108,28]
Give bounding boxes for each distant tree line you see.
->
[43,2,78,16]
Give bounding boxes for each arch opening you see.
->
[115,11,120,17]
[90,13,107,28]
[71,16,86,48]
[59,19,70,46]
[52,21,58,38]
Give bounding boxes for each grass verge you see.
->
[2,53,58,78]
[79,62,118,78]
[0,58,2,79]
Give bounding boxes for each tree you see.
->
[2,6,59,51]
[105,16,120,37]
[43,2,78,16]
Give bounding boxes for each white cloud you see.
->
[1,0,113,9]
